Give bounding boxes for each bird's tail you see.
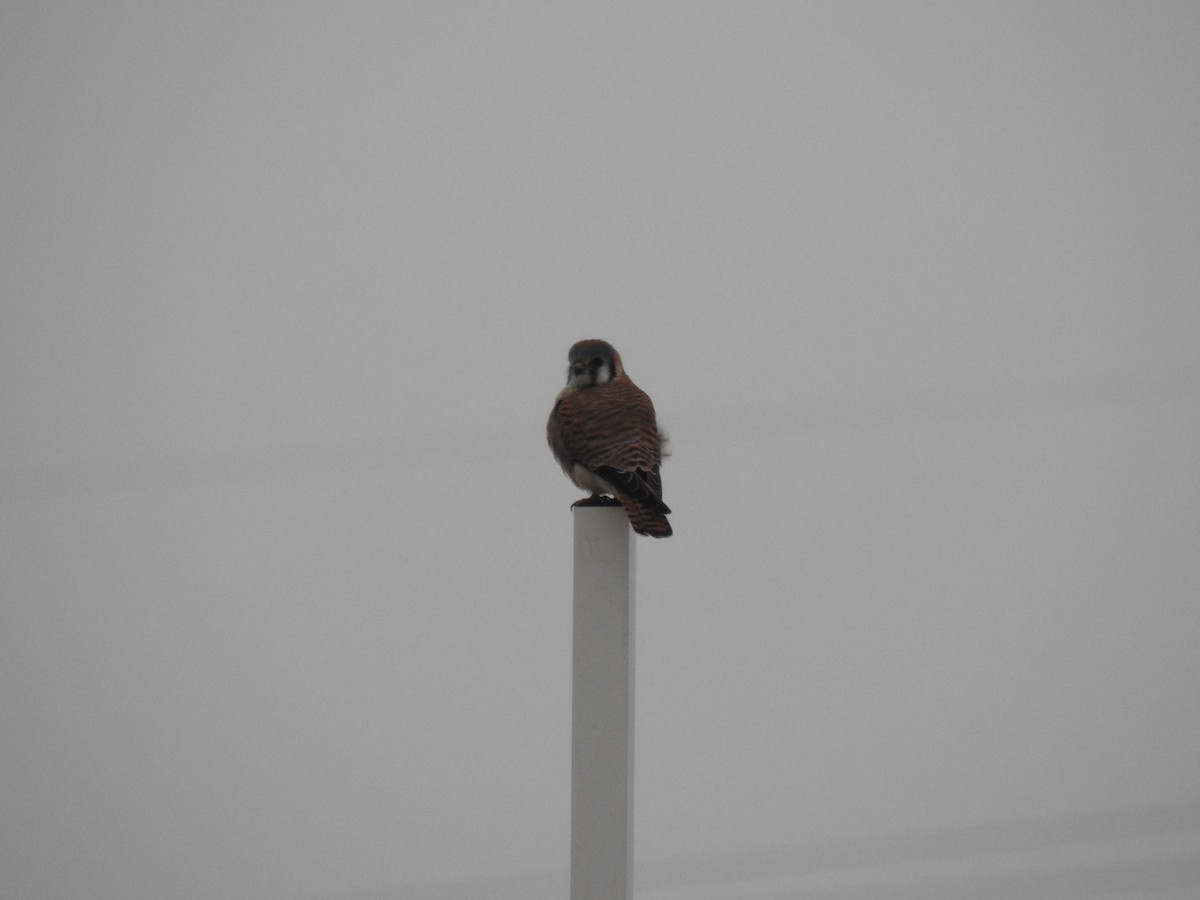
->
[625,501,673,538]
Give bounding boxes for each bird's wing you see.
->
[592,463,670,514]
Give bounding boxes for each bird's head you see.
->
[564,339,624,388]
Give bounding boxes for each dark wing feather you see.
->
[592,464,670,513]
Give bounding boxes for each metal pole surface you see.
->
[571,505,635,900]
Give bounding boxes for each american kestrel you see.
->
[547,339,672,538]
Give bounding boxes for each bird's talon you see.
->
[571,494,621,508]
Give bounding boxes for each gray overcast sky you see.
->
[2,3,1199,899]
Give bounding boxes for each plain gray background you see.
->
[2,3,1198,898]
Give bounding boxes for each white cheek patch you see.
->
[596,363,611,383]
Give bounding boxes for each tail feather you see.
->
[622,498,673,538]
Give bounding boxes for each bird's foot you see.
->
[571,494,622,508]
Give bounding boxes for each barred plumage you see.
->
[548,340,672,538]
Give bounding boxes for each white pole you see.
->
[571,505,635,900]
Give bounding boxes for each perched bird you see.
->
[547,339,672,538]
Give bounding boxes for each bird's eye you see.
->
[590,357,604,367]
